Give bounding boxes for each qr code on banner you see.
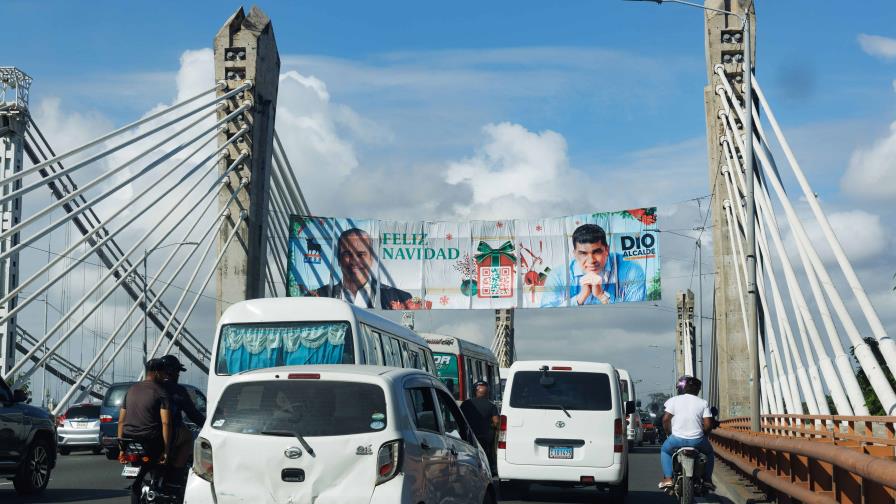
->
[478,266,513,298]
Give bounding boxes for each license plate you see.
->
[121,466,140,478]
[73,422,87,428]
[548,446,573,459]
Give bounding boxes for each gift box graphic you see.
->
[474,240,516,298]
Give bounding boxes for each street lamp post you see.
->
[627,0,758,432]
[142,241,200,364]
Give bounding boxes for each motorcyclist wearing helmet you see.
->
[658,375,715,490]
[118,359,172,463]
[156,355,205,474]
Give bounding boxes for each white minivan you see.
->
[497,361,633,502]
[184,365,496,504]
[617,369,644,446]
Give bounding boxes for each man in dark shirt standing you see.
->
[157,355,205,472]
[460,381,499,470]
[117,359,172,461]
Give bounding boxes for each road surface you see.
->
[1,445,728,503]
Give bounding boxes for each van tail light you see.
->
[375,440,402,485]
[614,418,624,453]
[551,366,573,371]
[193,437,214,482]
[100,415,113,423]
[55,415,65,427]
[287,373,320,379]
[497,415,507,449]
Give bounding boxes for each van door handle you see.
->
[448,446,458,456]
[420,441,432,450]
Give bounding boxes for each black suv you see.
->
[0,375,56,495]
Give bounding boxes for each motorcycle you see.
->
[118,438,188,504]
[667,447,708,503]
[664,407,720,504]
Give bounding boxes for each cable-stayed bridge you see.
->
[1,3,895,501]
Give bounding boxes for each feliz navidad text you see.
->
[380,233,460,260]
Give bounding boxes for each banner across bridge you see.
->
[287,207,661,310]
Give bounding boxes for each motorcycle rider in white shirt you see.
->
[658,376,715,491]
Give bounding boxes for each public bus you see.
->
[208,297,436,401]
[423,333,500,402]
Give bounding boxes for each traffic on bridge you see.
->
[2,1,895,503]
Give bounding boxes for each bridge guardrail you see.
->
[711,415,896,504]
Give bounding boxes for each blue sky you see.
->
[6,1,896,396]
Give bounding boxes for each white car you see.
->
[184,365,496,504]
[497,361,632,503]
[617,369,644,446]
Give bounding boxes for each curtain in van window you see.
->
[219,323,349,373]
[282,324,347,365]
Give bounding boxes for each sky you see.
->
[5,0,896,401]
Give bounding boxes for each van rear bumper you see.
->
[497,458,625,485]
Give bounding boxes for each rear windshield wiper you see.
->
[262,430,316,456]
[531,403,572,418]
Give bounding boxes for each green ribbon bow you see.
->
[474,240,516,266]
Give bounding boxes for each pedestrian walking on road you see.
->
[460,380,499,471]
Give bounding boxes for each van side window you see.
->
[399,341,412,369]
[404,344,424,370]
[485,364,495,401]
[407,388,439,432]
[435,389,474,444]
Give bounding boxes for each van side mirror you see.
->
[12,389,28,403]
[625,401,636,415]
[636,400,642,408]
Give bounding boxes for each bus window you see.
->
[385,336,404,367]
[216,321,353,375]
[433,352,460,399]
[485,364,495,400]
[399,341,412,368]
[362,325,384,365]
[464,357,474,400]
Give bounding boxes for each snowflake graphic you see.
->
[575,220,581,226]
[496,221,504,228]
[445,233,453,241]
[535,224,543,232]
[439,295,450,306]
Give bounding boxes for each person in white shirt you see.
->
[658,375,715,490]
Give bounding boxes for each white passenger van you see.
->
[423,333,500,402]
[185,365,496,504]
[497,361,633,502]
[617,369,644,446]
[208,297,436,402]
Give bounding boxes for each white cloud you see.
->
[795,209,888,264]
[31,97,114,154]
[842,121,896,199]
[443,122,604,219]
[858,34,896,60]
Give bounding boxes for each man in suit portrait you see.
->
[313,228,412,309]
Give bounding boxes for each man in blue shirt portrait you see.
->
[542,223,646,306]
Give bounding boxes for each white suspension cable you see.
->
[0,105,249,263]
[53,189,230,414]
[0,129,247,328]
[146,180,249,361]
[163,210,248,355]
[720,136,811,414]
[716,83,895,413]
[273,131,311,215]
[76,204,236,402]
[752,75,896,375]
[4,151,244,385]
[717,91,856,414]
[7,82,247,189]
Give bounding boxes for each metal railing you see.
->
[712,415,896,503]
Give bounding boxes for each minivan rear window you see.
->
[103,384,132,408]
[66,405,100,419]
[211,380,387,437]
[509,371,612,411]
